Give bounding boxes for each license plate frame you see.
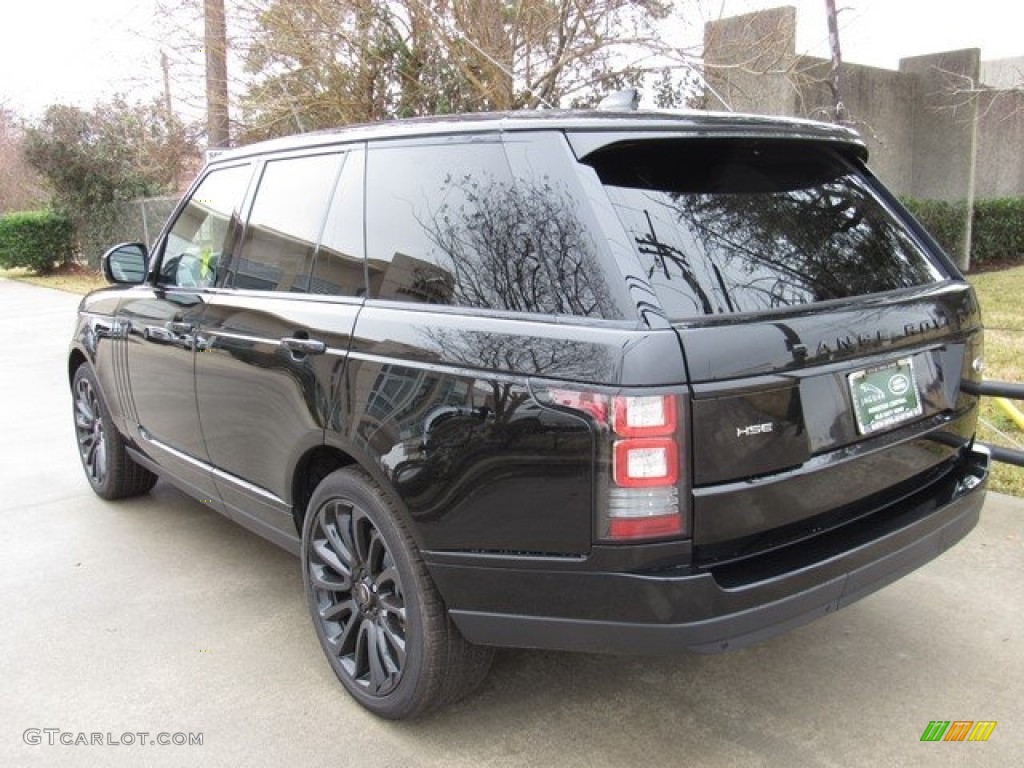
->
[847,357,924,436]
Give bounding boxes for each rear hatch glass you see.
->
[582,138,945,319]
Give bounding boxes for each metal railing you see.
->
[962,380,1024,467]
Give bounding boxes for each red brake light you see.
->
[612,395,676,437]
[535,387,686,542]
[613,438,678,487]
[608,394,683,540]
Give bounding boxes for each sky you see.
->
[745,0,1024,68]
[2,0,1023,119]
[1,0,165,116]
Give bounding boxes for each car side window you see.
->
[365,139,616,317]
[159,164,251,288]
[312,147,366,296]
[228,153,343,292]
[365,140,511,307]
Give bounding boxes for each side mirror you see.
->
[102,242,149,285]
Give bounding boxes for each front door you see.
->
[122,162,253,500]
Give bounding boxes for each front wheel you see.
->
[301,467,493,719]
[72,364,157,500]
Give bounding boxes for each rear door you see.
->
[581,137,983,562]
[194,147,366,543]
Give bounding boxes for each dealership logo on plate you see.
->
[888,373,910,396]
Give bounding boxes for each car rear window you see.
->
[583,139,944,319]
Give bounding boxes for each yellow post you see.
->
[994,397,1024,432]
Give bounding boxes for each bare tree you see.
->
[234,1,685,137]
[933,63,1024,121]
[0,106,47,214]
[149,1,816,143]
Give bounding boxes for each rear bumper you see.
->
[430,446,989,654]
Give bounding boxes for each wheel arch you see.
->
[68,347,120,430]
[290,445,357,534]
[68,347,89,384]
[291,439,425,548]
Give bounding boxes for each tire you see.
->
[301,467,493,719]
[72,364,157,500]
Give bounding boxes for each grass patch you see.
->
[0,264,107,294]
[970,265,1024,333]
[969,265,1024,496]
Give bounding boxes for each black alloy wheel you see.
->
[71,365,157,500]
[74,371,108,488]
[307,496,408,696]
[301,467,493,719]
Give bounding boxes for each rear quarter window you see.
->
[584,139,945,319]
[365,138,620,319]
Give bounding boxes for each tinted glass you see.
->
[365,140,614,317]
[312,149,366,296]
[160,164,251,288]
[231,153,342,292]
[586,140,944,319]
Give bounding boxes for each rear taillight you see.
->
[543,389,685,542]
[613,437,678,486]
[612,395,676,437]
[609,395,681,539]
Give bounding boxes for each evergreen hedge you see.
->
[972,198,1024,266]
[0,210,74,274]
[902,197,1024,268]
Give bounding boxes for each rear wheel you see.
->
[301,467,493,719]
[72,364,157,500]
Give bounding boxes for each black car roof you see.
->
[211,109,867,164]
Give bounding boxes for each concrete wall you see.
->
[703,6,798,115]
[976,88,1024,198]
[791,56,917,195]
[898,49,981,202]
[703,7,1024,265]
[703,8,1024,200]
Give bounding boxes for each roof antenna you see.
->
[597,88,640,111]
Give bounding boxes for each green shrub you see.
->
[971,198,1024,265]
[0,210,74,274]
[900,197,968,261]
[901,196,1024,269]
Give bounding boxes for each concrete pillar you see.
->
[900,49,980,202]
[899,49,980,268]
[703,6,798,114]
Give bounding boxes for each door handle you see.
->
[280,337,326,355]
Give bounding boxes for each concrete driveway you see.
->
[1,277,1021,767]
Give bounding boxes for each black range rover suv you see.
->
[69,110,990,719]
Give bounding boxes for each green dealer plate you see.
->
[847,357,924,436]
